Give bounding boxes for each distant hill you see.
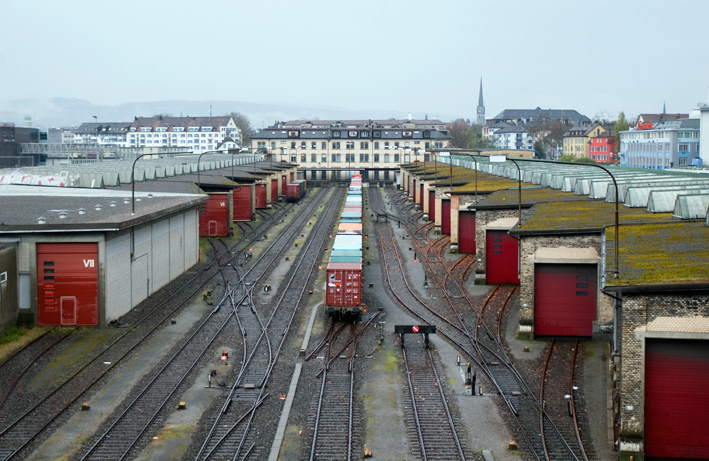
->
[0,97,453,130]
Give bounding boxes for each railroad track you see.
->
[307,313,380,461]
[373,187,587,460]
[401,335,465,460]
[0,199,296,460]
[195,187,345,461]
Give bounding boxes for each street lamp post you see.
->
[197,150,219,189]
[489,155,522,225]
[132,150,192,214]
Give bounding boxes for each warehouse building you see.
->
[0,185,207,327]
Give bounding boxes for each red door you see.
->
[199,195,229,236]
[233,186,252,221]
[533,264,596,336]
[419,184,424,207]
[429,190,436,221]
[281,175,287,194]
[458,211,476,254]
[412,179,417,203]
[255,184,267,209]
[271,179,278,203]
[485,230,519,284]
[441,199,451,235]
[37,243,98,326]
[645,339,709,458]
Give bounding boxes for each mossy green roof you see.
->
[516,200,674,234]
[605,221,709,288]
[474,187,592,208]
[449,173,529,193]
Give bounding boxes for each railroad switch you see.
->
[81,402,90,411]
[178,402,186,410]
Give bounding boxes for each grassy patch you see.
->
[0,326,25,345]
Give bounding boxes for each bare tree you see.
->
[227,112,255,146]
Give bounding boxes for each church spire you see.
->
[476,77,485,125]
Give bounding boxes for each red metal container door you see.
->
[255,184,267,209]
[428,190,436,221]
[37,243,98,326]
[199,196,229,236]
[326,264,361,307]
[233,186,252,221]
[485,230,519,284]
[271,179,278,203]
[533,264,596,336]
[645,339,709,458]
[458,211,476,254]
[441,199,451,234]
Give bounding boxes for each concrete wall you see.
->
[617,291,709,455]
[0,243,19,335]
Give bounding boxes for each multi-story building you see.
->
[73,122,131,146]
[620,117,701,169]
[251,119,450,182]
[487,122,534,151]
[588,129,615,163]
[562,123,610,158]
[487,108,590,127]
[125,116,240,153]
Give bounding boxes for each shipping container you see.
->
[285,183,302,202]
[340,215,361,222]
[338,222,362,233]
[333,234,362,251]
[325,262,362,309]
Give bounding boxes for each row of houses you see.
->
[400,154,709,459]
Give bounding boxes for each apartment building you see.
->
[620,118,701,169]
[251,119,450,182]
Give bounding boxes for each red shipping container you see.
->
[233,185,252,221]
[199,194,229,237]
[37,243,98,326]
[285,183,301,201]
[326,262,362,308]
[255,184,267,209]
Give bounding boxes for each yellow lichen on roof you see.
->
[452,176,527,193]
[520,200,674,232]
[605,221,709,287]
[475,188,591,206]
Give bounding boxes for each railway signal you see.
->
[395,325,436,348]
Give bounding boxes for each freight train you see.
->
[285,179,306,202]
[325,174,364,316]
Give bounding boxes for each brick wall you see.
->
[518,234,613,331]
[618,291,709,452]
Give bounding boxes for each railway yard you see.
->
[0,182,616,461]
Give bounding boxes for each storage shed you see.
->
[0,185,207,327]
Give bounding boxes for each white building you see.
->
[126,116,241,153]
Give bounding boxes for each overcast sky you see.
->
[2,0,709,122]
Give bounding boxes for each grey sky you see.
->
[2,0,709,122]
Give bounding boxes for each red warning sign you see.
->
[412,325,419,333]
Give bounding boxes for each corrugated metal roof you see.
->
[673,194,709,219]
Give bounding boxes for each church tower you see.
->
[476,77,485,126]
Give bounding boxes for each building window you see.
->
[374,154,380,163]
[384,142,390,149]
[346,142,355,149]
[360,141,368,149]
[311,142,317,149]
[301,142,307,149]
[345,153,355,162]
[384,154,390,163]
[301,154,306,163]
[394,154,400,162]
[321,154,327,163]
[359,154,369,162]
[374,141,379,149]
[332,142,340,149]
[332,154,341,162]
[291,141,296,148]
[322,141,327,149]
[311,154,317,162]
